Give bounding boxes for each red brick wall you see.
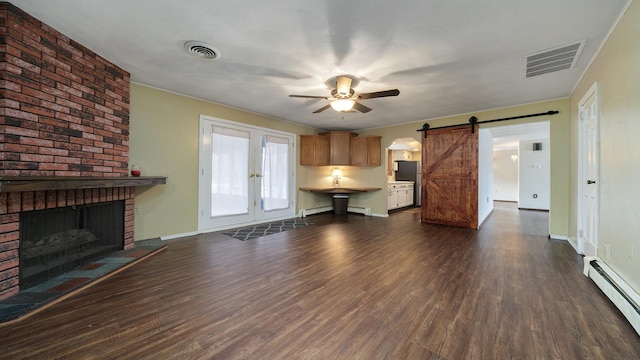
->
[0,2,131,176]
[0,3,134,299]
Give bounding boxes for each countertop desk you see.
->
[298,187,381,194]
[299,187,381,214]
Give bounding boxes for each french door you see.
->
[198,116,295,232]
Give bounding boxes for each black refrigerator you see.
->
[394,160,421,206]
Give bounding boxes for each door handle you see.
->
[249,173,255,178]
[587,180,596,184]
[256,173,263,178]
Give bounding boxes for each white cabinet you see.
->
[405,184,414,206]
[392,151,412,161]
[387,188,398,209]
[387,182,414,210]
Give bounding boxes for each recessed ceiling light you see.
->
[184,41,221,60]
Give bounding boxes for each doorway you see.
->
[490,121,550,208]
[387,137,422,211]
[198,116,295,232]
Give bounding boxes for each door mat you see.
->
[223,219,312,241]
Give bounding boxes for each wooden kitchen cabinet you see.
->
[350,136,381,166]
[300,131,380,167]
[299,135,329,166]
[320,131,356,166]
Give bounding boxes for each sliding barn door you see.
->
[421,125,478,228]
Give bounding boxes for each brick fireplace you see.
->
[0,2,135,299]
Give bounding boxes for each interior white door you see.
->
[199,116,295,232]
[579,83,599,256]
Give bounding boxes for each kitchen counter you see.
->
[387,181,414,184]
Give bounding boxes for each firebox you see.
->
[19,201,125,290]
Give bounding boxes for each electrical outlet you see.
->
[134,207,141,214]
[631,244,635,259]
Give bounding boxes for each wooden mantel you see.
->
[0,176,167,192]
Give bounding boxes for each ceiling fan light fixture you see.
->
[330,99,355,112]
[336,76,353,97]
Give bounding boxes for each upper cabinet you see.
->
[300,135,329,166]
[392,150,413,161]
[299,131,381,167]
[322,131,356,166]
[350,136,381,167]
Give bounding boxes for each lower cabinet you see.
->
[387,188,398,209]
[388,183,414,210]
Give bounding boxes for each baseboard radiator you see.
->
[298,206,372,217]
[583,257,640,335]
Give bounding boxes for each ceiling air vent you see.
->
[524,41,584,78]
[184,41,221,60]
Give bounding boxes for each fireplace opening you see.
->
[19,201,125,290]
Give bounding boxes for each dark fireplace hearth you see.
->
[19,201,124,290]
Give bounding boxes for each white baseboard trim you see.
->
[298,206,373,217]
[371,213,389,217]
[549,234,568,240]
[583,257,640,336]
[567,236,580,253]
[347,206,372,216]
[298,206,332,217]
[160,231,199,241]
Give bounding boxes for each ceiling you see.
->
[11,0,628,131]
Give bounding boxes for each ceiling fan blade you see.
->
[313,104,332,113]
[353,101,372,113]
[358,89,400,100]
[289,94,329,99]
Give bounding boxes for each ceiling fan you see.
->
[289,76,399,113]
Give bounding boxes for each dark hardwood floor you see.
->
[1,203,639,359]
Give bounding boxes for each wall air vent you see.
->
[524,41,584,78]
[184,41,221,60]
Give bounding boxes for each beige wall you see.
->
[129,84,319,239]
[357,98,571,235]
[130,84,571,241]
[494,149,519,201]
[569,1,640,292]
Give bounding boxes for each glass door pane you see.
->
[211,126,251,217]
